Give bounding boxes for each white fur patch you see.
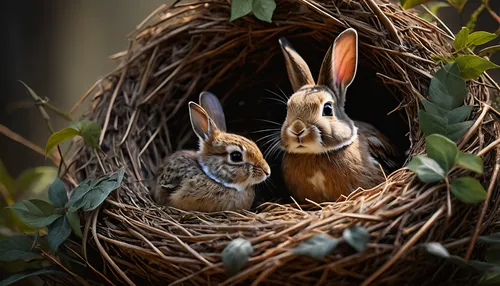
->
[308,171,326,192]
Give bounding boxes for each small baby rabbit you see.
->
[278,28,398,203]
[152,92,271,212]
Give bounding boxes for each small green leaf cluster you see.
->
[424,232,500,285]
[220,227,369,276]
[451,27,499,80]
[418,63,473,142]
[407,134,485,204]
[46,120,101,156]
[293,226,369,260]
[408,62,486,205]
[0,170,125,285]
[230,0,276,23]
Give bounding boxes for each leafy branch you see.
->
[407,63,486,207]
[0,170,125,285]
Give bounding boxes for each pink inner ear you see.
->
[334,33,356,87]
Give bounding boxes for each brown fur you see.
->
[151,93,270,212]
[279,29,396,203]
[153,151,255,212]
[282,133,383,203]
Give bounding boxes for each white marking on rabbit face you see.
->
[308,171,326,191]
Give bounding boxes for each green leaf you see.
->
[0,160,15,195]
[0,269,63,286]
[221,238,253,276]
[293,234,339,259]
[407,156,445,183]
[425,134,458,172]
[48,177,67,208]
[66,169,125,212]
[447,120,474,142]
[0,235,42,262]
[486,246,500,265]
[423,242,450,258]
[230,0,252,21]
[252,0,276,23]
[421,99,448,117]
[467,31,497,46]
[429,63,467,110]
[447,0,467,12]
[7,200,61,228]
[445,105,472,124]
[47,216,71,251]
[450,177,487,204]
[65,211,82,238]
[343,226,369,252]
[479,233,500,244]
[479,268,500,285]
[418,110,447,137]
[400,0,432,9]
[453,27,469,51]
[16,166,57,196]
[421,100,472,124]
[455,152,483,174]
[455,55,500,80]
[70,120,101,149]
[45,128,79,156]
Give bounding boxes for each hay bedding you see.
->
[66,0,500,285]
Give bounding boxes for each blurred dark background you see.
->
[0,0,498,178]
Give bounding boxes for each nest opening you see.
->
[170,34,410,203]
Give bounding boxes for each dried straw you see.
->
[64,0,500,285]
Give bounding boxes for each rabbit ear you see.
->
[199,91,227,132]
[279,37,315,92]
[317,29,358,96]
[189,102,217,141]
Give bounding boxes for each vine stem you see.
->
[19,81,67,176]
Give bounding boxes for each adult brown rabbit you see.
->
[152,92,271,212]
[278,28,397,203]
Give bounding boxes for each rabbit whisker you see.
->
[251,128,281,134]
[261,136,281,149]
[265,88,288,103]
[257,132,280,143]
[254,118,282,126]
[276,85,290,100]
[263,96,287,106]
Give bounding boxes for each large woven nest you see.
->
[66,0,500,285]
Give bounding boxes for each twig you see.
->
[0,124,59,165]
[41,250,89,286]
[91,205,135,285]
[362,206,445,286]
[465,162,500,261]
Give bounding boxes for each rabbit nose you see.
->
[289,120,307,137]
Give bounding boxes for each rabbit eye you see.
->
[322,102,333,116]
[229,151,243,163]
